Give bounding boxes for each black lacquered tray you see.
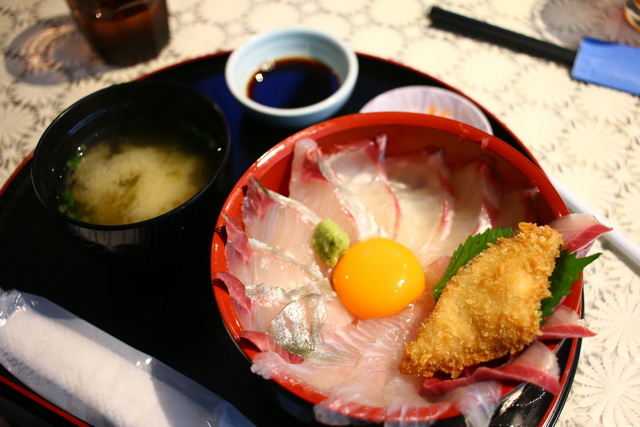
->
[0,52,579,426]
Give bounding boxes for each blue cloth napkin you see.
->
[572,37,640,96]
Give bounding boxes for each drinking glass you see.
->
[66,0,170,66]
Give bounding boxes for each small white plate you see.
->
[360,85,493,134]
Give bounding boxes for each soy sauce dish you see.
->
[31,81,231,264]
[225,26,358,128]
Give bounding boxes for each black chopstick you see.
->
[427,6,577,66]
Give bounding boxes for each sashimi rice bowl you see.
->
[210,112,608,425]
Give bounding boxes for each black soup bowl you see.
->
[31,81,231,266]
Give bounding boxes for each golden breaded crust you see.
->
[399,222,562,378]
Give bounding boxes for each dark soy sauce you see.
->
[247,57,340,108]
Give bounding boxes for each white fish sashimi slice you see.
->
[229,275,346,354]
[383,374,452,422]
[448,381,502,427]
[220,267,354,354]
[224,215,323,290]
[241,177,328,274]
[289,138,381,242]
[438,154,502,257]
[386,148,454,266]
[239,331,304,364]
[314,305,430,412]
[267,279,355,354]
[324,135,400,239]
[289,138,359,242]
[251,350,356,391]
[237,282,291,334]
[248,280,335,355]
[251,298,431,413]
[318,157,383,240]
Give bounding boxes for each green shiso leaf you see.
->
[432,227,514,302]
[540,250,600,324]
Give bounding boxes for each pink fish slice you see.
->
[385,147,454,267]
[441,154,502,257]
[241,177,327,274]
[224,215,323,290]
[324,134,401,239]
[289,138,379,242]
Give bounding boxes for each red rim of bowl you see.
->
[211,111,575,423]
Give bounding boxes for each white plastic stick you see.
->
[550,175,640,274]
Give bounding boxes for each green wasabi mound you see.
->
[313,219,350,267]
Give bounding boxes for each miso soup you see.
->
[59,120,221,225]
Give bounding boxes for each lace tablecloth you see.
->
[1,0,638,425]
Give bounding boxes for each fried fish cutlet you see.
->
[399,222,563,378]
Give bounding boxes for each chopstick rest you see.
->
[0,289,254,427]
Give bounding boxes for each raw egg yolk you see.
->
[332,237,425,319]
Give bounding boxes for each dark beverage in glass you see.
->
[66,0,170,66]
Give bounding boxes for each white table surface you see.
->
[0,0,639,425]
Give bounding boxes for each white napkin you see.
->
[0,289,254,427]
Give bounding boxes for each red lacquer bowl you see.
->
[210,112,575,424]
